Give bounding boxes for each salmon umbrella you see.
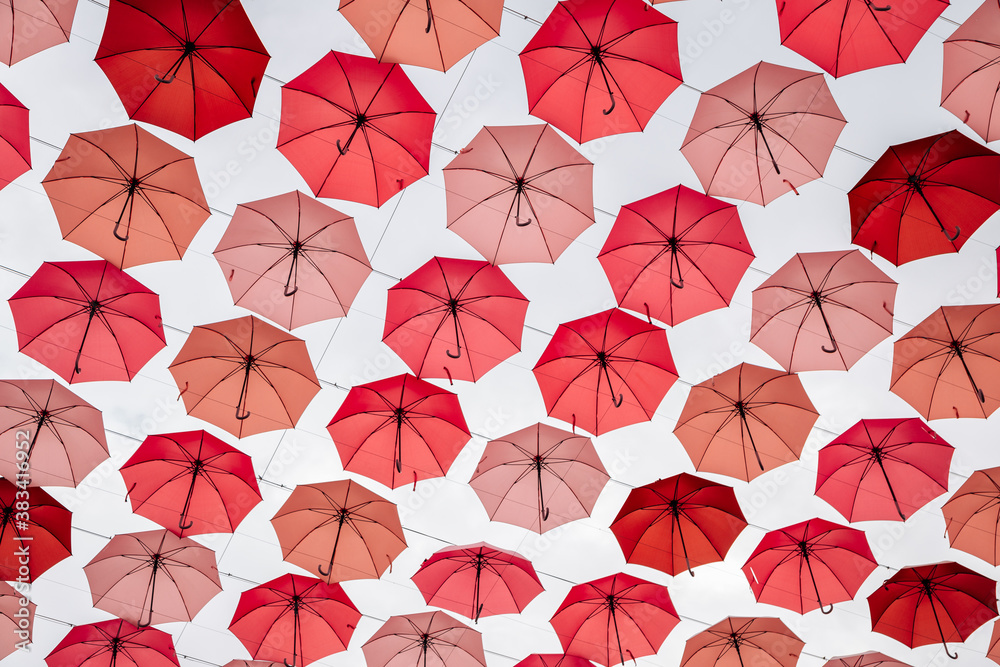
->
[0,82,29,191]
[94,0,270,140]
[41,123,211,269]
[598,185,755,327]
[8,260,166,384]
[443,124,595,265]
[943,0,1000,142]
[0,581,33,660]
[167,315,321,439]
[361,610,486,667]
[0,478,71,581]
[815,418,953,522]
[1,0,78,65]
[277,50,436,207]
[519,0,683,143]
[750,249,897,372]
[516,657,596,667]
[824,654,912,667]
[680,61,847,206]
[679,616,804,667]
[942,466,1000,566]
[991,621,1000,665]
[674,363,819,482]
[45,619,179,667]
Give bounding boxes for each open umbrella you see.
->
[361,611,487,667]
[679,616,804,667]
[990,621,1000,665]
[516,657,596,667]
[942,0,1000,142]
[0,82,29,191]
[942,466,1000,566]
[0,478,71,582]
[0,581,31,660]
[1,0,78,65]
[45,619,179,667]
[824,654,912,667]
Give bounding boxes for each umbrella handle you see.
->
[336,139,348,155]
[820,602,834,614]
[236,407,251,420]
[446,348,461,359]
[154,72,176,84]
[425,0,433,32]
[612,392,623,407]
[821,340,838,353]
[179,517,193,530]
[542,506,550,520]
[944,225,961,242]
[284,284,298,297]
[112,220,130,241]
[515,217,532,227]
[868,2,891,9]
[670,276,684,289]
[603,91,616,116]
[317,562,331,577]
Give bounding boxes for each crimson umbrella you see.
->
[516,657,596,667]
[0,581,33,661]
[679,617,804,667]
[45,619,179,667]
[941,466,1000,566]
[0,478,71,581]
[361,611,487,667]
[943,0,1000,142]
[824,654,912,667]
[0,82,29,191]
[1,0,78,65]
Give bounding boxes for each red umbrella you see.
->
[0,82,29,191]
[327,373,471,490]
[516,657,596,667]
[942,466,1000,566]
[679,616,804,667]
[0,581,32,660]
[815,418,953,522]
[598,185,755,327]
[45,619,179,667]
[519,0,682,143]
[942,0,1000,142]
[533,308,678,436]
[443,124,595,265]
[94,0,270,140]
[1,0,78,65]
[824,654,912,667]
[277,50,436,207]
[0,478,71,581]
[361,610,487,667]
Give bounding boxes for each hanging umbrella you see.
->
[0,82,29,191]
[674,363,819,482]
[327,373,471,490]
[990,621,1000,665]
[383,257,529,382]
[0,478,71,581]
[214,190,372,330]
[167,315,321,439]
[750,249,897,372]
[41,123,211,269]
[680,61,847,206]
[824,652,912,667]
[443,123,595,265]
[610,472,747,576]
[270,479,407,583]
[533,308,678,436]
[277,50,436,207]
[0,0,78,65]
[942,0,1000,142]
[0,581,33,661]
[516,657,596,667]
[679,616,804,667]
[94,0,270,140]
[45,619,179,667]
[598,185,755,327]
[941,466,1000,566]
[361,610,487,667]
[224,662,284,667]
[468,422,610,534]
[119,430,262,536]
[519,0,682,143]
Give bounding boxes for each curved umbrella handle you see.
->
[541,506,550,521]
[284,660,295,667]
[154,72,176,84]
[868,2,891,9]
[284,284,298,297]
[944,225,961,242]
[820,602,834,614]
[670,276,684,289]
[337,139,348,155]
[425,0,433,33]
[821,340,838,354]
[515,217,532,227]
[112,220,130,241]
[612,392,623,408]
[603,91,616,116]
[317,562,331,577]
[236,408,251,420]
[179,517,194,530]
[446,348,461,359]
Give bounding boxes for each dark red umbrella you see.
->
[0,82,29,191]
[1,0,78,65]
[679,616,804,667]
[824,654,912,667]
[516,656,596,667]
[942,0,1000,143]
[0,478,71,581]
[361,611,487,667]
[45,619,179,667]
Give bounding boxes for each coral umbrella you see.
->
[45,619,179,667]
[942,466,1000,566]
[0,82,29,191]
[327,374,471,490]
[270,479,407,583]
[411,543,544,622]
[679,616,804,667]
[94,0,270,140]
[598,185,755,327]
[8,260,166,383]
[0,0,78,65]
[680,61,847,206]
[0,581,32,660]
[362,610,487,667]
[119,430,262,536]
[815,418,952,522]
[277,50,436,207]
[167,315,321,439]
[519,0,682,143]
[443,124,595,265]
[228,574,360,667]
[469,422,610,534]
[41,123,211,269]
[516,657,596,667]
[824,654,911,667]
[990,620,1000,665]
[83,529,222,627]
[750,249,897,372]
[383,257,529,382]
[942,0,1000,142]
[610,472,747,576]
[214,191,372,330]
[0,479,71,581]
[674,363,819,482]
[533,308,678,436]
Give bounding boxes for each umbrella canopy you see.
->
[680,60,847,206]
[824,654,912,667]
[44,619,179,667]
[598,184,755,327]
[519,0,682,143]
[443,123,595,265]
[94,0,270,140]
[214,190,372,330]
[942,466,1000,566]
[277,50,436,207]
[41,123,211,269]
[0,478,71,582]
[516,657,597,667]
[679,616,804,667]
[942,0,1000,142]
[991,621,1000,665]
[0,0,78,65]
[8,259,166,383]
[0,82,29,191]
[533,308,678,436]
[0,581,32,660]
[361,610,487,667]
[749,249,897,372]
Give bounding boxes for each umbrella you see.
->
[41,123,211,269]
[213,190,373,330]
[749,249,897,372]
[942,0,1000,142]
[83,529,223,627]
[361,610,487,667]
[610,472,747,577]
[942,466,1000,566]
[8,259,166,383]
[869,562,998,659]
[0,581,33,660]
[0,478,71,582]
[167,315,321,439]
[270,479,407,583]
[824,654,912,667]
[680,60,847,206]
[519,0,682,144]
[0,82,29,191]
[327,373,471,490]
[598,184,755,327]
[0,378,108,488]
[382,257,529,382]
[443,123,595,265]
[991,621,1000,665]
[277,50,436,207]
[338,0,503,72]
[224,662,283,667]
[849,130,1000,265]
[411,542,544,622]
[550,572,679,667]
[228,573,360,667]
[468,422,610,534]
[533,308,678,436]
[516,657,596,667]
[674,363,819,482]
[679,616,804,667]
[119,430,262,536]
[44,619,179,667]
[94,0,270,140]
[741,518,877,615]
[1,0,78,65]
